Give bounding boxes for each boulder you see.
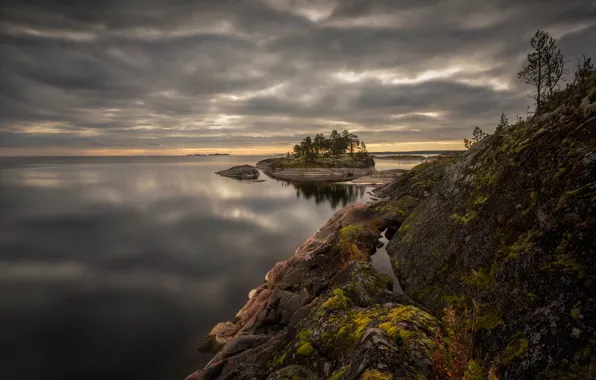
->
[215,165,259,180]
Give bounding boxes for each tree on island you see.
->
[291,129,368,161]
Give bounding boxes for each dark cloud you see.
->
[1,0,595,153]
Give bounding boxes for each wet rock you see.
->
[255,158,281,173]
[215,165,259,179]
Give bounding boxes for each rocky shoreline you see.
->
[255,157,377,182]
[187,200,440,380]
[189,79,596,378]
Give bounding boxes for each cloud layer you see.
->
[1,0,595,154]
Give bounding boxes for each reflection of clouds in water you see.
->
[0,262,229,304]
[0,156,397,380]
[8,167,102,188]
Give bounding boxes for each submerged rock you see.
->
[215,165,259,180]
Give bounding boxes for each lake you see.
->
[0,155,419,380]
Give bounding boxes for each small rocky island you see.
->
[189,66,596,379]
[215,165,260,180]
[256,130,376,182]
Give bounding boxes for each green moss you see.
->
[322,289,349,311]
[451,210,478,224]
[328,367,347,380]
[501,338,529,365]
[460,261,498,290]
[463,360,485,380]
[338,224,376,262]
[277,351,287,365]
[296,342,314,356]
[361,369,393,380]
[548,254,585,279]
[521,191,537,216]
[476,310,504,330]
[473,195,488,206]
[504,230,536,260]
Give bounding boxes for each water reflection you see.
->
[0,156,386,380]
[0,156,417,380]
[279,180,367,208]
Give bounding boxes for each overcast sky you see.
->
[1,0,595,155]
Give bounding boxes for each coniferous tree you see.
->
[573,54,594,93]
[517,30,567,114]
[495,113,509,134]
[313,133,325,156]
[464,127,486,149]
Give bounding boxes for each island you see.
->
[256,130,376,182]
[372,154,425,160]
[187,153,231,156]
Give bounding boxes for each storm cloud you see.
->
[1,0,595,154]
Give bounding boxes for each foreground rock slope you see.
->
[192,77,596,379]
[374,81,596,378]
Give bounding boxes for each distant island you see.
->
[186,153,230,156]
[370,150,465,155]
[373,154,425,160]
[373,152,460,161]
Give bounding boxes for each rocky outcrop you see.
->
[215,165,260,180]
[347,169,408,185]
[255,158,281,173]
[266,167,375,182]
[375,81,596,378]
[187,203,443,380]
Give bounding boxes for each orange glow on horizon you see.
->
[0,141,465,157]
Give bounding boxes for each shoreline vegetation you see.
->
[189,31,596,380]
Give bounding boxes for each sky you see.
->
[1,0,595,156]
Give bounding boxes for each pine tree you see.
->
[464,127,486,149]
[517,30,567,114]
[495,113,509,134]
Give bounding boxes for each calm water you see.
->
[0,156,417,380]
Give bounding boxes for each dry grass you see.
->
[432,301,484,380]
